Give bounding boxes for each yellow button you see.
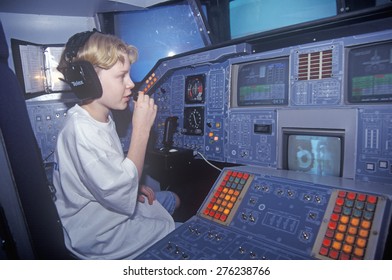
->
[212,204,219,211]
[225,195,231,201]
[209,132,214,137]
[223,208,230,215]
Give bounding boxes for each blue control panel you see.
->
[25,29,392,186]
[136,166,392,260]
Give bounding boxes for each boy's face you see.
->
[97,53,134,111]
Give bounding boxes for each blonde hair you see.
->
[58,32,138,72]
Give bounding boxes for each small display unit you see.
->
[231,57,289,107]
[282,128,344,177]
[347,40,392,104]
[185,74,205,104]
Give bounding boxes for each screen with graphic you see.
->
[347,41,392,103]
[233,57,289,106]
[284,132,343,177]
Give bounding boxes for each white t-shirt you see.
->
[53,104,175,259]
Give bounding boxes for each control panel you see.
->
[25,29,392,186]
[136,166,392,260]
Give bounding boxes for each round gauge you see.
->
[187,109,202,129]
[183,107,204,135]
[185,75,205,103]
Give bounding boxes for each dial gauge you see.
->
[185,75,205,104]
[183,107,204,135]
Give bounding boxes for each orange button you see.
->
[356,237,367,248]
[348,226,358,235]
[340,215,350,224]
[225,195,231,201]
[334,232,344,242]
[230,196,237,203]
[354,247,364,258]
[358,229,369,238]
[222,187,229,193]
[350,217,360,227]
[332,241,342,251]
[227,202,234,209]
[221,201,227,207]
[337,224,347,233]
[345,235,355,245]
[361,220,372,230]
[342,244,353,254]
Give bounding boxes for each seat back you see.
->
[0,20,71,259]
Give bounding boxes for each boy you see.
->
[53,30,178,259]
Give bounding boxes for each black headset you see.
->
[60,29,103,100]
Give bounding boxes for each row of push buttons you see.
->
[202,170,250,223]
[318,190,378,260]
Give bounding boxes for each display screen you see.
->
[285,133,343,177]
[235,57,289,106]
[114,2,206,82]
[347,41,392,103]
[230,0,337,39]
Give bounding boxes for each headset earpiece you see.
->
[61,29,103,100]
[62,60,102,100]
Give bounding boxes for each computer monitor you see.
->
[231,57,289,107]
[347,40,392,104]
[282,128,344,177]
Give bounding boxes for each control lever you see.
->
[162,116,179,150]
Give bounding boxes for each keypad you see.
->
[317,190,379,260]
[201,170,252,225]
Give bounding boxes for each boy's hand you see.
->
[138,185,155,205]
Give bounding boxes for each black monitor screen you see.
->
[234,57,289,106]
[347,41,392,104]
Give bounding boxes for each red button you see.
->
[328,249,339,259]
[357,194,366,202]
[336,198,345,206]
[319,246,329,256]
[367,195,377,204]
[347,192,356,200]
[338,191,346,197]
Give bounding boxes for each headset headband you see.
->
[64,29,98,63]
